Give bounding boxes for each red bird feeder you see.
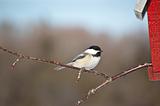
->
[135,0,160,81]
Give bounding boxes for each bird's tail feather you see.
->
[54,62,73,71]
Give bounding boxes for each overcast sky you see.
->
[0,0,148,35]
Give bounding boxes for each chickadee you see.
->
[55,45,102,71]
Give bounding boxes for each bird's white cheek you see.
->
[84,49,98,55]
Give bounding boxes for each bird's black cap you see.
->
[88,45,102,52]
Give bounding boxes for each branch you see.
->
[0,45,152,106]
[0,45,109,79]
[75,63,152,106]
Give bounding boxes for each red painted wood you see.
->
[147,0,160,81]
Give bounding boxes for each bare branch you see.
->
[0,45,152,106]
[0,45,109,79]
[75,63,152,106]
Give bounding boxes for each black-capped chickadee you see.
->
[55,45,102,71]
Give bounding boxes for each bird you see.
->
[55,45,103,71]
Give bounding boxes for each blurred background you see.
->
[0,0,160,106]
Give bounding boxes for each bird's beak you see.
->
[100,50,103,52]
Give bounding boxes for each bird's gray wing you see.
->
[55,53,87,71]
[72,53,86,62]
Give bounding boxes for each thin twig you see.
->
[75,63,152,106]
[0,45,109,79]
[11,54,23,70]
[76,68,85,83]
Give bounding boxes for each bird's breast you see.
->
[73,55,101,70]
